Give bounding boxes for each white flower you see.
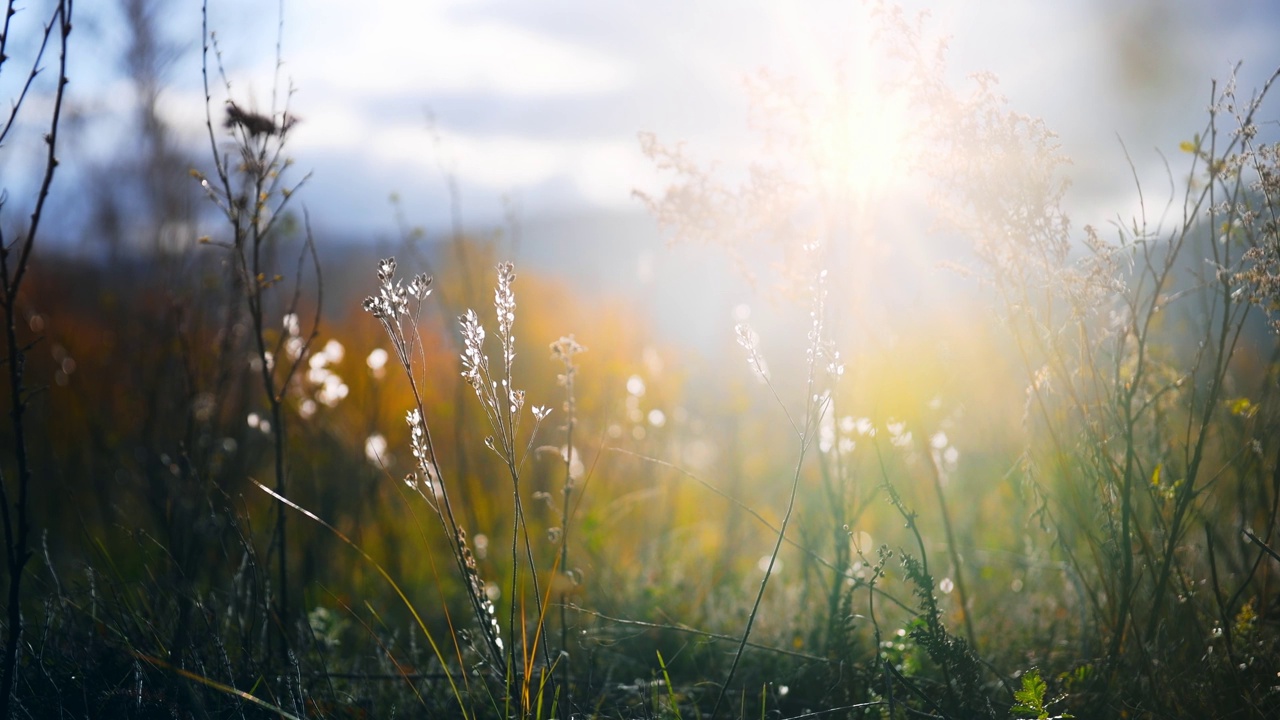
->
[377,257,396,281]
[626,374,646,397]
[322,339,345,364]
[365,434,388,465]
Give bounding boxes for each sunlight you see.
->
[763,2,921,211]
[778,38,940,338]
[689,3,938,329]
[810,71,914,207]
[11,0,1280,714]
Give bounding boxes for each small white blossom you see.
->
[365,434,388,465]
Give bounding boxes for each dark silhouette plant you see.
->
[0,2,72,716]
[193,0,319,662]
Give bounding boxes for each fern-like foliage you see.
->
[1010,668,1073,720]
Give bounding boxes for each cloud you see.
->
[353,121,653,209]
[286,0,630,99]
[139,0,1280,235]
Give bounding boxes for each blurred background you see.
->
[1,1,1278,714]
[16,0,1280,341]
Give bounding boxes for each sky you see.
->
[4,0,1280,356]
[52,0,1280,242]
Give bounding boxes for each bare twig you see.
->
[0,3,73,716]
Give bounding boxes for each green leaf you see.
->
[1011,669,1048,719]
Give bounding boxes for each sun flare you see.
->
[811,79,914,204]
[759,2,922,210]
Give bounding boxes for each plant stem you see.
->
[922,442,978,652]
[0,4,71,715]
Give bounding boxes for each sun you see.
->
[810,75,915,207]
[753,2,922,213]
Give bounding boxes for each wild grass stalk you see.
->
[363,259,501,671]
[919,434,977,652]
[550,334,586,702]
[254,481,469,715]
[458,263,560,710]
[364,257,575,716]
[709,268,839,719]
[908,30,1280,707]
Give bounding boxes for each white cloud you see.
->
[285,1,630,99]
[355,120,650,209]
[289,101,368,153]
[370,125,562,187]
[187,0,645,218]
[154,0,1280,233]
[571,140,659,209]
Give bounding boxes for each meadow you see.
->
[0,1,1278,718]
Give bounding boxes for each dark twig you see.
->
[0,3,72,716]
